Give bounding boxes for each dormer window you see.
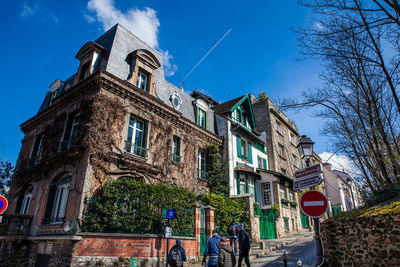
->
[196,107,207,128]
[136,69,149,91]
[75,41,104,84]
[128,49,161,95]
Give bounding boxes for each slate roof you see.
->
[213,95,246,115]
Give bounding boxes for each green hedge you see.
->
[82,178,196,236]
[200,193,249,236]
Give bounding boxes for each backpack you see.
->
[228,224,236,236]
[170,247,183,267]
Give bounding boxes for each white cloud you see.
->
[20,1,59,25]
[87,0,177,76]
[315,21,326,31]
[319,152,361,177]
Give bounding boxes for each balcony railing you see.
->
[237,162,254,172]
[125,142,147,158]
[42,216,64,225]
[0,214,33,236]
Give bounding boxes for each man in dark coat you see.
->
[227,219,238,254]
[236,224,250,267]
[218,236,236,267]
[167,239,187,267]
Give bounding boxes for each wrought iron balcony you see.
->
[0,214,33,236]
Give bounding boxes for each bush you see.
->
[199,193,249,236]
[82,178,196,236]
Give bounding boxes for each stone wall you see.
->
[321,213,400,266]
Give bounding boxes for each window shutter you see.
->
[44,185,57,223]
[142,122,148,158]
[245,176,249,193]
[205,111,208,129]
[196,107,199,124]
[263,159,267,170]
[237,176,240,194]
[236,136,242,157]
[248,143,253,164]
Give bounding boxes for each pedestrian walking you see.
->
[167,239,186,267]
[227,219,238,254]
[236,224,250,267]
[218,236,236,267]
[202,230,221,267]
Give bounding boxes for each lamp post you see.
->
[297,135,326,267]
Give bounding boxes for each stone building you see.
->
[251,94,303,237]
[0,24,221,266]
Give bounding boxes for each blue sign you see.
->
[166,209,175,219]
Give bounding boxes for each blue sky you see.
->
[1,0,332,164]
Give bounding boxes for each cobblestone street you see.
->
[252,235,316,267]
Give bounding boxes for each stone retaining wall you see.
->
[321,213,400,266]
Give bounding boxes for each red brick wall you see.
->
[75,234,198,258]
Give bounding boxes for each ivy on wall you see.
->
[207,144,229,196]
[200,193,249,236]
[82,178,196,236]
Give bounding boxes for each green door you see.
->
[200,208,206,255]
[301,211,308,228]
[258,208,276,239]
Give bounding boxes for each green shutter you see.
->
[44,185,57,223]
[205,111,208,129]
[196,107,199,124]
[248,143,253,164]
[263,158,267,170]
[236,136,242,157]
[254,179,258,200]
[237,176,240,194]
[245,175,249,193]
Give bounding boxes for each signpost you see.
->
[0,196,8,214]
[294,175,322,190]
[300,190,328,218]
[166,209,176,219]
[294,163,322,180]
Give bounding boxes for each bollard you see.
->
[297,260,302,266]
[282,250,287,267]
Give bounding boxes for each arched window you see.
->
[43,175,71,224]
[15,186,33,215]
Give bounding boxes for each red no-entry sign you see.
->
[300,190,328,218]
[0,195,8,214]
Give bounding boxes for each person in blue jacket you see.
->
[167,239,187,267]
[202,230,221,266]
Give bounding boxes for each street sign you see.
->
[165,226,172,238]
[294,164,322,180]
[294,175,322,190]
[161,208,168,219]
[300,190,328,218]
[167,209,176,219]
[0,196,8,214]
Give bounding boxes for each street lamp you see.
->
[297,135,327,266]
[297,135,315,167]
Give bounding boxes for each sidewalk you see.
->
[190,230,313,266]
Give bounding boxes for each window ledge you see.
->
[124,152,147,161]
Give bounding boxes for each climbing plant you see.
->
[207,144,229,196]
[82,178,196,236]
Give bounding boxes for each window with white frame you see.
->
[30,134,43,166]
[262,182,271,205]
[44,175,71,224]
[126,116,147,158]
[136,69,149,91]
[61,113,80,151]
[278,144,284,158]
[248,177,255,196]
[19,190,32,215]
[239,176,246,194]
[289,132,296,145]
[289,191,294,201]
[280,187,287,199]
[292,154,298,168]
[198,149,208,179]
[276,121,282,134]
[241,140,248,160]
[173,136,181,162]
[197,108,207,128]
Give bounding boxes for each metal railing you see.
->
[237,162,254,171]
[0,214,33,236]
[125,142,147,158]
[42,216,64,225]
